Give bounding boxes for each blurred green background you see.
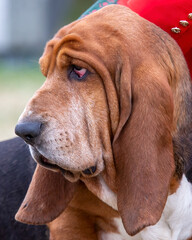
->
[0,0,95,141]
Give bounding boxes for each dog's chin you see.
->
[29,147,99,183]
[29,147,80,182]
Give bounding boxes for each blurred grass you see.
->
[0,0,95,141]
[0,62,45,141]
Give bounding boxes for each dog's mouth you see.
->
[30,147,97,182]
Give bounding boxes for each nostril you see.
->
[82,166,97,175]
[15,122,42,143]
[25,134,34,141]
[90,166,96,174]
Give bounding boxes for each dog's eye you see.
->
[70,65,88,80]
[73,66,87,78]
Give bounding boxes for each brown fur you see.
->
[15,5,192,239]
[15,165,77,224]
[169,176,181,194]
[48,183,119,240]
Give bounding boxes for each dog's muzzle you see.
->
[30,147,97,182]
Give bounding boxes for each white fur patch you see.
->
[164,175,192,240]
[112,217,171,240]
[113,218,137,240]
[140,218,171,240]
[98,176,118,210]
[27,110,33,116]
[100,231,125,240]
[104,175,192,240]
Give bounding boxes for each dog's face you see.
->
[18,50,112,182]
[15,5,192,236]
[16,16,120,183]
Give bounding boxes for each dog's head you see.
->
[15,5,192,236]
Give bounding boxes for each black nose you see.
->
[15,122,42,144]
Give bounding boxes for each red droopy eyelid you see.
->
[73,67,87,78]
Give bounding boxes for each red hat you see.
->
[120,0,192,78]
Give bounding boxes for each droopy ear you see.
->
[113,65,175,236]
[15,164,77,225]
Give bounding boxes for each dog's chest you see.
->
[101,175,192,240]
[110,217,171,240]
[163,175,192,240]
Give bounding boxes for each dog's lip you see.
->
[30,147,98,177]
[32,149,78,180]
[39,155,61,172]
[32,149,61,172]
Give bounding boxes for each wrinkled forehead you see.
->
[39,7,128,77]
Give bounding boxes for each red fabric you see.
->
[118,0,192,79]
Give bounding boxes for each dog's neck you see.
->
[82,175,118,210]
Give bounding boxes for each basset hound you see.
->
[15,5,192,240]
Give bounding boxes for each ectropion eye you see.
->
[69,65,88,80]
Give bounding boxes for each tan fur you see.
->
[15,165,77,224]
[48,183,119,240]
[169,176,181,195]
[15,5,192,239]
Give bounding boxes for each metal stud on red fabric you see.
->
[179,20,189,27]
[171,27,181,33]
[188,13,192,19]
